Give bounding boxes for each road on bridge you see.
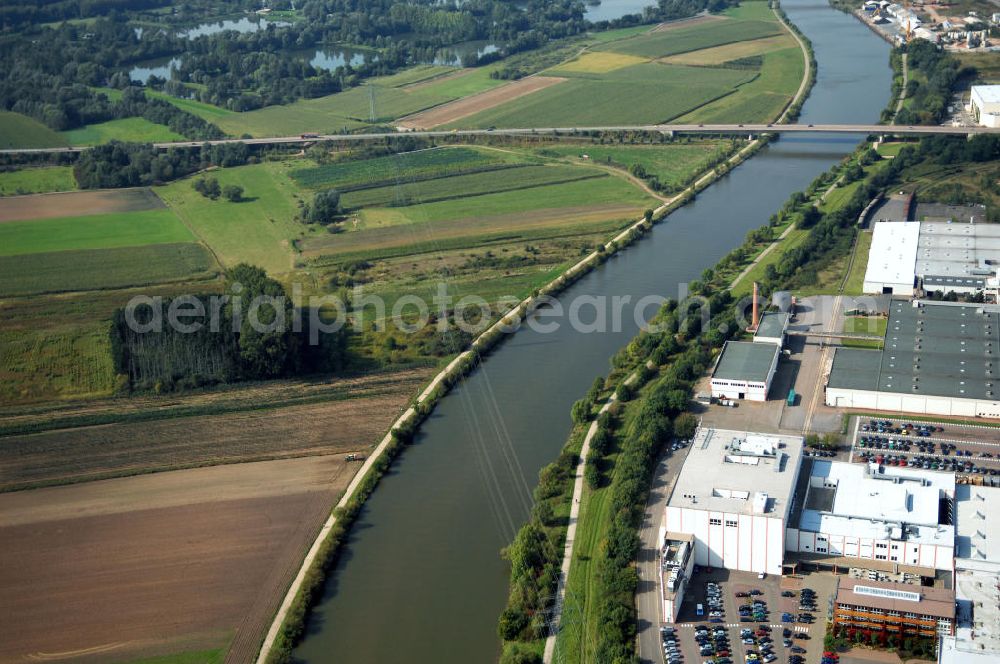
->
[3,122,997,155]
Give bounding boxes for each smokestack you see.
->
[750,282,760,332]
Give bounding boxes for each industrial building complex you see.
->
[826,300,1000,418]
[787,460,955,570]
[862,220,1000,298]
[663,429,804,577]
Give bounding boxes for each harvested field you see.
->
[397,76,567,129]
[0,188,163,223]
[0,456,355,664]
[651,13,725,31]
[552,51,648,74]
[660,34,794,65]
[0,368,433,491]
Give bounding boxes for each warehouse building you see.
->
[709,341,780,402]
[863,221,920,296]
[825,300,1000,418]
[862,221,1000,298]
[832,578,955,638]
[941,485,1000,663]
[787,460,955,571]
[665,429,804,575]
[971,85,1000,128]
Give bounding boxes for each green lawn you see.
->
[157,161,311,273]
[0,209,195,256]
[0,243,217,296]
[843,315,886,348]
[534,141,734,189]
[449,64,754,128]
[123,649,225,664]
[0,166,77,196]
[146,89,236,120]
[62,117,186,146]
[0,111,67,149]
[412,67,507,99]
[843,229,872,295]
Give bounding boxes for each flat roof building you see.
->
[833,577,955,640]
[971,85,1000,128]
[754,311,790,346]
[709,340,780,402]
[826,300,1000,418]
[943,485,1000,663]
[863,221,920,296]
[787,460,954,571]
[862,221,1000,297]
[665,428,804,575]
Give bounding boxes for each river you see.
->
[292,1,890,662]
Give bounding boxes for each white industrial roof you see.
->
[916,221,1000,279]
[668,428,803,518]
[798,461,955,546]
[864,221,920,287]
[973,85,1000,105]
[956,484,1000,567]
[942,566,1000,663]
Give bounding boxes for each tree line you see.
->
[109,264,348,393]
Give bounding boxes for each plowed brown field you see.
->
[0,456,354,664]
[0,368,433,491]
[0,188,163,222]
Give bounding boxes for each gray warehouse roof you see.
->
[712,341,779,382]
[923,275,986,290]
[828,300,1000,400]
[755,311,790,340]
[916,222,1000,279]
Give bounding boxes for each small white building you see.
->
[754,311,790,347]
[971,85,1000,128]
[665,429,804,576]
[710,341,780,402]
[863,221,920,296]
[786,460,955,570]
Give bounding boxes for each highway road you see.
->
[3,122,998,155]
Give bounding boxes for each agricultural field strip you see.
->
[0,187,163,222]
[0,208,195,256]
[0,243,217,297]
[596,18,782,58]
[289,146,519,190]
[0,370,430,438]
[340,164,606,209]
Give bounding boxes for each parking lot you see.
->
[848,416,1000,484]
[663,569,832,664]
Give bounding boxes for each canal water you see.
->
[292,1,891,662]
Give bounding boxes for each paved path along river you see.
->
[292,1,891,662]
